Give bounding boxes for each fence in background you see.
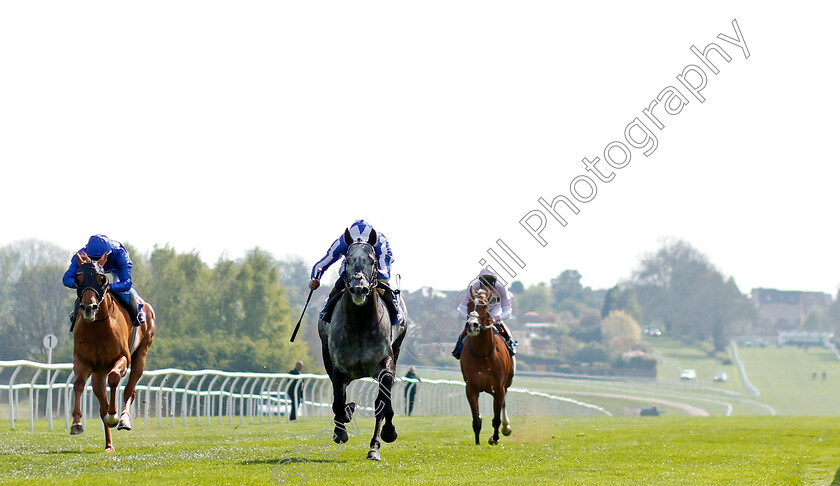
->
[0,360,610,431]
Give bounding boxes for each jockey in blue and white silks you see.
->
[310,220,393,283]
[452,269,516,359]
[62,234,146,327]
[309,220,403,326]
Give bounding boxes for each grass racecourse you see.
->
[2,415,840,485]
[2,339,840,485]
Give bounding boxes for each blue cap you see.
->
[85,234,111,258]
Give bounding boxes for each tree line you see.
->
[3,237,839,372]
[0,239,316,373]
[510,239,840,366]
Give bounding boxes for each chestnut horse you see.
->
[459,287,514,445]
[70,252,156,452]
[318,229,406,461]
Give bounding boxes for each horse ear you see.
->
[98,252,109,267]
[75,252,88,264]
[343,229,353,245]
[368,228,377,245]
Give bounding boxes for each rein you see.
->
[466,300,497,359]
[344,242,378,297]
[76,262,111,306]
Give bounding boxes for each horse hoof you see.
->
[366,450,382,461]
[489,437,499,445]
[333,426,349,444]
[381,424,397,443]
[117,419,132,431]
[70,424,84,435]
[104,414,119,428]
[105,445,115,453]
[502,426,512,436]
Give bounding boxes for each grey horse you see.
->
[318,228,406,461]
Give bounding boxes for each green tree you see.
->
[3,264,73,360]
[633,239,752,351]
[279,255,322,365]
[551,270,586,304]
[601,310,641,343]
[234,248,289,337]
[509,281,525,295]
[803,306,825,331]
[569,309,603,343]
[515,283,553,315]
[601,284,643,323]
[576,342,610,364]
[0,239,72,361]
[827,289,840,335]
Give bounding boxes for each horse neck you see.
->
[341,290,380,327]
[467,325,496,356]
[95,293,118,322]
[476,304,490,321]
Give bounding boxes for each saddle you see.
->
[321,283,402,327]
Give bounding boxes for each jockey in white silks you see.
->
[452,269,516,359]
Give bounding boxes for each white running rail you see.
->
[0,360,611,431]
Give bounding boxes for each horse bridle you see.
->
[344,241,379,297]
[75,261,110,303]
[465,289,498,358]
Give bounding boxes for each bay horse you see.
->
[70,252,156,452]
[459,286,514,445]
[318,229,406,461]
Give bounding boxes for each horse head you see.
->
[466,289,494,336]
[73,252,111,322]
[342,228,378,306]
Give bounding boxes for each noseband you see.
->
[75,261,110,303]
[344,241,378,297]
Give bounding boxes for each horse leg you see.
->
[118,348,148,431]
[104,356,128,428]
[489,390,504,445]
[90,373,116,452]
[502,354,514,436]
[501,397,512,436]
[368,358,397,461]
[466,388,481,445]
[70,364,91,435]
[331,371,353,444]
[379,357,398,443]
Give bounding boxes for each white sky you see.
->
[1,2,838,295]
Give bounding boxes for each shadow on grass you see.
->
[831,467,840,486]
[41,449,98,455]
[242,458,344,466]
[0,449,95,456]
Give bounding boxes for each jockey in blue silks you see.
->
[309,220,404,327]
[62,234,146,328]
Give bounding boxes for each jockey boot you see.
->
[69,298,80,332]
[451,329,467,359]
[497,321,517,357]
[127,292,146,327]
[379,284,404,327]
[506,337,517,357]
[320,280,345,324]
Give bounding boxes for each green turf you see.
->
[736,345,840,415]
[2,415,839,485]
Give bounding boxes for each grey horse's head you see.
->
[342,228,378,306]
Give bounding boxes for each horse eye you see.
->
[75,274,83,285]
[97,275,106,286]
